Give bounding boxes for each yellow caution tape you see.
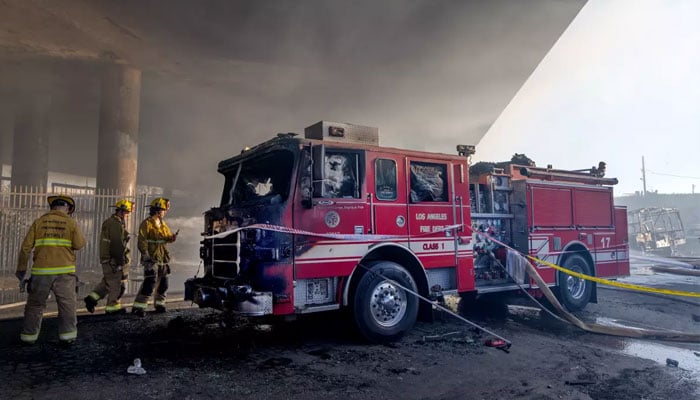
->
[527,255,700,298]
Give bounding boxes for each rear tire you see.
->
[556,254,593,312]
[353,261,419,343]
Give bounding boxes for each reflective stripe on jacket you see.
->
[99,214,130,265]
[137,215,174,263]
[17,210,87,274]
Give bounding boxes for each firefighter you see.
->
[84,199,134,315]
[131,197,177,316]
[15,195,86,345]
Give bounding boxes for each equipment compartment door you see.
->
[614,207,630,277]
[593,232,617,278]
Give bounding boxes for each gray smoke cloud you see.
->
[0,0,586,212]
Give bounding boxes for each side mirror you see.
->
[312,144,325,198]
[300,146,315,209]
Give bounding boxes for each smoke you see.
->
[0,0,586,214]
[167,216,203,265]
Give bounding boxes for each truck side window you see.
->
[410,161,447,203]
[319,151,360,199]
[375,159,397,201]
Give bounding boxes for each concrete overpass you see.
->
[0,0,586,204]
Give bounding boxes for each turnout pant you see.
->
[87,262,128,313]
[133,264,170,310]
[20,274,77,344]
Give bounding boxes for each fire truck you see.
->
[185,121,630,342]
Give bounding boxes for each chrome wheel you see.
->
[354,261,418,342]
[565,265,587,300]
[369,281,407,328]
[557,254,593,312]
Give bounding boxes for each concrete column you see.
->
[96,65,141,194]
[11,95,51,189]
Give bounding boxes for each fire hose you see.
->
[520,256,700,343]
[208,223,700,343]
[475,226,700,342]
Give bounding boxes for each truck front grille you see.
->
[211,231,240,279]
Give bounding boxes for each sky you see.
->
[476,0,700,196]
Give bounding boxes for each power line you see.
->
[647,170,700,180]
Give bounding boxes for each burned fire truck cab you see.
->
[185,121,630,342]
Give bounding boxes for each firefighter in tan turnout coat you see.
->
[84,199,134,315]
[132,197,177,316]
[16,195,86,345]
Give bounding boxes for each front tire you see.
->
[556,254,593,312]
[353,261,419,343]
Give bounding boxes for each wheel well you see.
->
[345,243,432,321]
[557,242,597,303]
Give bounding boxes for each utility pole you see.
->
[641,156,647,196]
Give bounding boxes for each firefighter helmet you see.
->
[47,195,76,214]
[149,197,170,211]
[115,199,134,213]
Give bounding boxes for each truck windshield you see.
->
[221,150,295,206]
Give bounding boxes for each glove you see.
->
[110,261,124,273]
[15,271,26,282]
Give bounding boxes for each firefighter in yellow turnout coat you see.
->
[16,195,86,345]
[132,198,177,316]
[84,199,134,314]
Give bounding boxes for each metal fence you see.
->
[0,186,156,305]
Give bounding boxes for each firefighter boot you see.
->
[106,308,127,316]
[131,307,145,317]
[84,295,98,314]
[154,305,166,313]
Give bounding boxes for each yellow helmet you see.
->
[149,197,170,211]
[47,195,76,214]
[115,199,134,213]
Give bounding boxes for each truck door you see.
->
[303,146,369,233]
[293,145,371,278]
[406,158,457,269]
[368,155,409,236]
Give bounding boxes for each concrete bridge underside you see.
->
[0,0,587,197]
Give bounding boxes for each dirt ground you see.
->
[0,276,698,400]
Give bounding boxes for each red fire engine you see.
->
[184,121,630,342]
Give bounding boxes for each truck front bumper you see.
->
[184,277,273,316]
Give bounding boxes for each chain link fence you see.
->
[0,186,155,305]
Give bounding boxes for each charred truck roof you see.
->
[217,133,303,175]
[218,121,378,175]
[217,120,469,176]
